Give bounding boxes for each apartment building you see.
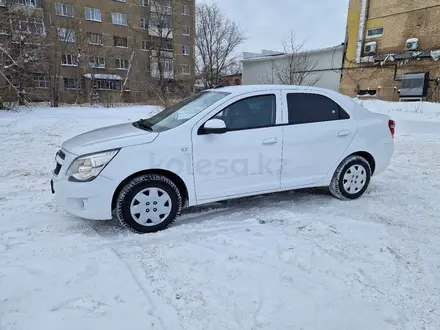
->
[341,0,440,101]
[0,0,195,104]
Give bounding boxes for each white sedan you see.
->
[51,85,395,233]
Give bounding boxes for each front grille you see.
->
[54,163,62,175]
[53,149,65,176]
[58,150,65,160]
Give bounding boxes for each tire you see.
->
[329,155,372,200]
[115,174,182,234]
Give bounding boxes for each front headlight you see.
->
[66,149,119,182]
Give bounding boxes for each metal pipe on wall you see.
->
[355,0,369,63]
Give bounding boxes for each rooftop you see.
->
[241,44,345,63]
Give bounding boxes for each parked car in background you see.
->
[51,85,395,234]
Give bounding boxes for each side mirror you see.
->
[201,118,227,134]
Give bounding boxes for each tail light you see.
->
[388,119,395,138]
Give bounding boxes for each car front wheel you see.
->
[115,174,182,233]
[329,155,372,200]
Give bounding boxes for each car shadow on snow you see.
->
[88,187,333,237]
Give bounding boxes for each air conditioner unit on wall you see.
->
[364,42,377,56]
[405,38,419,51]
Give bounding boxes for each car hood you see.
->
[62,122,159,155]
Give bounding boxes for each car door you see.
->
[192,91,283,202]
[280,91,358,188]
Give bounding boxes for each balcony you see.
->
[148,27,173,39]
[150,0,172,15]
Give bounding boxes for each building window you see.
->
[139,0,147,6]
[88,32,103,45]
[93,79,121,91]
[85,8,102,22]
[147,36,173,51]
[366,27,383,39]
[114,36,128,48]
[357,89,377,97]
[151,58,173,78]
[55,3,74,17]
[57,27,76,42]
[63,77,80,90]
[140,18,148,29]
[112,12,127,26]
[0,26,9,35]
[182,25,190,36]
[19,0,36,7]
[61,54,78,66]
[89,56,105,68]
[12,19,44,34]
[182,45,190,56]
[150,13,172,29]
[34,75,49,88]
[180,64,190,75]
[5,75,20,88]
[151,0,171,7]
[115,58,129,70]
[141,40,148,50]
[181,4,190,15]
[163,39,173,51]
[0,0,7,7]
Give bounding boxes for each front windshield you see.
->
[135,91,230,132]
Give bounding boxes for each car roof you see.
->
[206,84,336,95]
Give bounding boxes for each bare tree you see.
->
[196,1,246,89]
[224,59,242,75]
[261,32,320,86]
[127,0,187,105]
[0,0,46,106]
[146,0,183,104]
[41,19,89,107]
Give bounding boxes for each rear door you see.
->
[280,91,358,188]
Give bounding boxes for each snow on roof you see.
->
[84,74,123,80]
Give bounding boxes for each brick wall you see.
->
[368,0,440,18]
[341,0,440,101]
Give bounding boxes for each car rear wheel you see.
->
[329,155,372,200]
[115,174,182,233]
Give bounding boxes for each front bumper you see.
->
[50,148,117,220]
[51,175,117,220]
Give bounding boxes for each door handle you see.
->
[262,137,277,145]
[337,130,350,137]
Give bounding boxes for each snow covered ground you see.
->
[1,100,440,330]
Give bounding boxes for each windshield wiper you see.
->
[134,119,153,131]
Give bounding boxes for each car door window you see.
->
[213,94,276,131]
[287,93,350,125]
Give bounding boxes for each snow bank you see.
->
[355,98,440,122]
[1,104,440,330]
[0,106,162,141]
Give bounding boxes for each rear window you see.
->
[287,93,350,125]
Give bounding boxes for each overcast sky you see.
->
[197,0,350,55]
